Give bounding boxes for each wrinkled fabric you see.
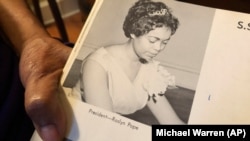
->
[0,39,34,141]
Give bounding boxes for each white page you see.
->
[30,88,151,141]
[188,9,250,124]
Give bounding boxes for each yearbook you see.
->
[31,0,250,140]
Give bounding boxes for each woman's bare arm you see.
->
[82,59,114,111]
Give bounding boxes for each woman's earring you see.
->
[130,34,136,39]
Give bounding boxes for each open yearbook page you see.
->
[188,8,250,124]
[31,0,250,140]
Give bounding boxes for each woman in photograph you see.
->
[73,0,185,124]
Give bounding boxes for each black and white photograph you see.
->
[28,0,250,140]
[62,0,215,126]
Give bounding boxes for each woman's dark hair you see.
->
[123,0,179,38]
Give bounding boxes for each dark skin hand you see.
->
[0,0,72,140]
[20,37,71,141]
